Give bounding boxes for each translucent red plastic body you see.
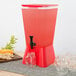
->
[22,4,58,67]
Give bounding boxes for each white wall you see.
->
[0,0,76,55]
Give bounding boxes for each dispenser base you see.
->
[22,45,55,68]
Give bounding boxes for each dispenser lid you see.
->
[22,4,58,8]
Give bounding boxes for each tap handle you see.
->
[29,36,36,49]
[29,36,33,42]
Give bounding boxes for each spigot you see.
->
[29,36,36,49]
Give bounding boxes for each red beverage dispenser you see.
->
[22,4,58,67]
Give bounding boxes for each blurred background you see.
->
[0,0,76,55]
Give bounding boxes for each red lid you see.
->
[22,4,58,8]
